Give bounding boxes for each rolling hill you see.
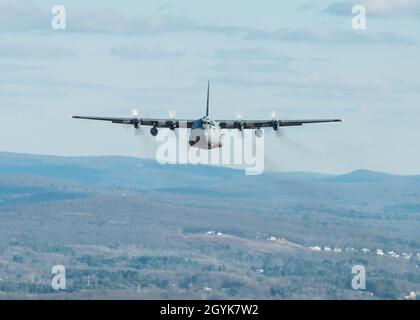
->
[0,152,419,300]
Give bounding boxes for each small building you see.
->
[401,252,412,260]
[309,246,322,252]
[388,251,399,258]
[403,291,416,300]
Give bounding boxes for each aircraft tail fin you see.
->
[206,81,210,117]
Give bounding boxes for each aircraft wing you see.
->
[70,116,195,128]
[217,119,343,129]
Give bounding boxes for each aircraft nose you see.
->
[189,135,201,146]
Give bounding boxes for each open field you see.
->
[0,152,419,299]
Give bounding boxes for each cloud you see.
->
[110,44,185,60]
[212,61,293,75]
[243,28,415,45]
[0,1,414,46]
[0,1,198,35]
[74,13,414,45]
[211,48,296,74]
[208,68,420,100]
[213,47,295,62]
[71,12,199,35]
[298,4,322,12]
[325,0,420,18]
[0,39,74,59]
[0,0,49,32]
[0,62,41,73]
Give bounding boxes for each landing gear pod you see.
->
[150,127,158,136]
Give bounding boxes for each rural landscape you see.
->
[0,152,419,299]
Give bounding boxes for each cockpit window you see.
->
[192,117,216,129]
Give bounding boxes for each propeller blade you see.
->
[131,108,140,117]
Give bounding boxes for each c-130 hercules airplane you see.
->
[71,82,342,150]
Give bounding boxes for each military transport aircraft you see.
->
[71,82,342,150]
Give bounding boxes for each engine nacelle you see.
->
[150,127,158,136]
[272,120,279,131]
[235,121,245,131]
[169,120,176,131]
[255,128,264,138]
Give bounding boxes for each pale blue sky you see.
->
[0,0,419,174]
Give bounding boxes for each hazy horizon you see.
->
[1,1,419,174]
[1,150,420,177]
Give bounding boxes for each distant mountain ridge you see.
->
[0,152,418,190]
[327,169,420,184]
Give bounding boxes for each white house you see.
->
[402,253,412,260]
[403,291,416,300]
[388,251,399,258]
[309,246,322,252]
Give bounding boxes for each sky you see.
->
[0,0,419,174]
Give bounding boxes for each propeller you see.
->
[268,110,286,137]
[130,108,144,135]
[168,110,177,119]
[167,110,178,133]
[268,110,277,120]
[234,112,245,138]
[235,112,243,120]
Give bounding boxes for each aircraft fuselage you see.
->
[189,117,223,150]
